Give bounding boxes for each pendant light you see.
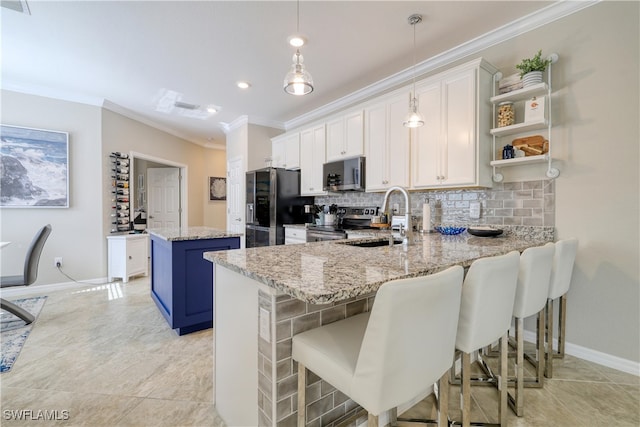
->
[284,0,314,95]
[403,14,424,128]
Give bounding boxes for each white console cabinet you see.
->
[107,234,149,283]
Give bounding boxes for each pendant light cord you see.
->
[412,18,417,96]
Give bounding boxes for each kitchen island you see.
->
[204,227,553,427]
[148,226,241,335]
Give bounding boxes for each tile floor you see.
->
[1,277,638,426]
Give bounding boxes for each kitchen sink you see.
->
[337,238,402,248]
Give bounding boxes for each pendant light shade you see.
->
[283,50,314,95]
[284,0,313,96]
[404,96,425,128]
[404,14,424,128]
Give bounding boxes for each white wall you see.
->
[0,93,229,285]
[0,91,104,285]
[101,109,208,233]
[484,1,639,364]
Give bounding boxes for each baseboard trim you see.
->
[520,329,639,377]
[0,278,110,297]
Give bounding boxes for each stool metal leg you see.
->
[438,371,449,427]
[368,414,378,427]
[557,294,567,357]
[498,332,508,425]
[298,363,306,427]
[507,318,524,417]
[461,351,472,427]
[545,294,568,378]
[545,299,554,378]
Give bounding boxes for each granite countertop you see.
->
[147,226,242,242]
[204,227,553,304]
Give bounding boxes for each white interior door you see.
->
[147,167,180,228]
[227,157,244,238]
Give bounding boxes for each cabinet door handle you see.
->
[236,217,242,221]
[128,256,132,260]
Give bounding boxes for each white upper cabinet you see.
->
[411,59,495,189]
[326,110,364,162]
[300,124,327,196]
[271,132,300,170]
[365,92,411,191]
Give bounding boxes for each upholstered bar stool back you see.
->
[510,243,555,416]
[292,266,464,427]
[545,238,578,378]
[455,250,520,427]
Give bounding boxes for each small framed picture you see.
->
[209,177,226,201]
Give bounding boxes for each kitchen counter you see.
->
[204,226,553,304]
[206,226,552,427]
[147,226,242,241]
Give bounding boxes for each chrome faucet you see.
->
[381,186,413,246]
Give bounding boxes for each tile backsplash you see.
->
[314,179,555,228]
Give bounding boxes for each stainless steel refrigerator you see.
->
[245,168,313,247]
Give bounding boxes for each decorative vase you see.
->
[522,71,543,87]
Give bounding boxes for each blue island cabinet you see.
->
[150,233,240,335]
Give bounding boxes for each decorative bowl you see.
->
[435,226,467,235]
[467,227,503,237]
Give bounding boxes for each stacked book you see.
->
[498,73,523,94]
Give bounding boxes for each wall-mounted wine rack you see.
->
[110,152,131,233]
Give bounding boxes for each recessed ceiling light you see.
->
[237,81,251,89]
[206,105,218,113]
[287,34,306,48]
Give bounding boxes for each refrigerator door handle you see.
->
[246,203,254,224]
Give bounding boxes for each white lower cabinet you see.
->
[107,234,149,283]
[284,227,307,244]
[411,59,495,189]
[365,92,411,191]
[300,124,327,196]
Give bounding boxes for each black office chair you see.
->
[0,224,52,325]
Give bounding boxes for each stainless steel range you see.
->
[306,206,379,242]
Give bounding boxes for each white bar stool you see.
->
[454,251,520,427]
[544,238,578,378]
[509,243,555,416]
[292,266,464,427]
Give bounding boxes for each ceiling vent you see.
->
[174,101,200,110]
[1,0,30,14]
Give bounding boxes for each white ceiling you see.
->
[2,1,558,148]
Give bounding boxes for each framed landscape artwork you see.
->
[0,124,69,208]
[209,176,226,201]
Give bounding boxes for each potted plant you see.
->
[515,50,552,87]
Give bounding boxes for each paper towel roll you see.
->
[422,202,431,231]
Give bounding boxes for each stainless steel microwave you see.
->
[322,157,365,192]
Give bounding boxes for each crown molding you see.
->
[220,115,249,134]
[2,81,104,107]
[285,0,599,131]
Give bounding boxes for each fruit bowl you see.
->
[435,226,467,235]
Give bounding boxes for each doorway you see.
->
[130,151,188,230]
